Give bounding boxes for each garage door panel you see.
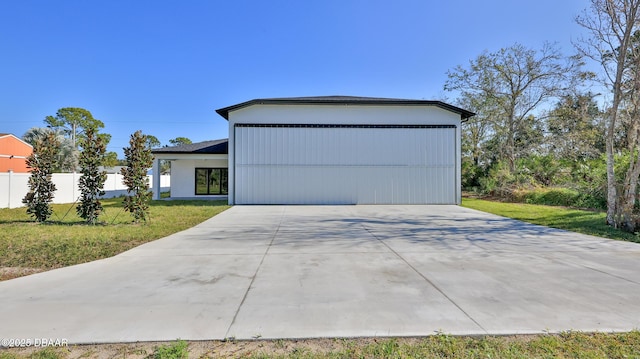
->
[236,127,456,166]
[234,125,457,205]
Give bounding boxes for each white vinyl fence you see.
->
[0,172,170,209]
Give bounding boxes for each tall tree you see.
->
[77,127,108,224]
[575,0,640,230]
[23,127,76,172]
[445,43,584,172]
[121,130,154,223]
[455,93,498,189]
[146,135,161,149]
[103,151,119,168]
[169,137,192,146]
[45,107,105,151]
[546,93,604,161]
[22,132,60,222]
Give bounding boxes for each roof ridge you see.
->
[215,96,475,120]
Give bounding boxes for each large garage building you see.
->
[215,96,473,205]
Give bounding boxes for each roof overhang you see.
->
[151,139,228,155]
[215,96,475,121]
[153,153,228,161]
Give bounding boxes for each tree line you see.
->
[21,107,193,224]
[23,128,153,224]
[22,108,192,172]
[447,0,640,232]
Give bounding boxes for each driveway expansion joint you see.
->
[224,207,286,339]
[534,252,640,286]
[361,225,489,334]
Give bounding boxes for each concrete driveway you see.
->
[1,205,640,344]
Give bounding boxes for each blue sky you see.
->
[0,0,589,157]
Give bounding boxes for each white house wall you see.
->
[231,104,460,126]
[170,159,228,198]
[228,104,462,205]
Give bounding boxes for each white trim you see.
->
[153,153,227,161]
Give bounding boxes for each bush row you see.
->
[510,187,606,210]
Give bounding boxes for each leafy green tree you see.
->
[547,93,604,161]
[445,43,584,173]
[169,137,192,146]
[77,127,108,224]
[23,127,54,145]
[121,130,154,223]
[144,135,171,173]
[146,135,161,149]
[576,0,640,230]
[22,132,60,222]
[103,151,119,168]
[44,107,104,150]
[455,94,497,190]
[23,127,76,172]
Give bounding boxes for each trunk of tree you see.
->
[603,0,639,229]
[71,122,77,150]
[605,116,618,227]
[507,111,516,173]
[620,145,640,230]
[576,0,640,230]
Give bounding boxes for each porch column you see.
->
[152,158,161,200]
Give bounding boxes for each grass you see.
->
[0,197,229,279]
[462,197,640,243]
[152,340,188,359]
[1,332,639,358]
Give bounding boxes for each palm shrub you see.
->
[22,132,60,222]
[121,130,153,223]
[77,127,107,224]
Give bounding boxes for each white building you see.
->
[152,96,474,205]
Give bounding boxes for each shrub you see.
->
[512,187,606,210]
[153,340,188,359]
[76,127,107,224]
[22,131,60,222]
[121,130,153,223]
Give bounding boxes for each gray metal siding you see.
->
[234,125,457,204]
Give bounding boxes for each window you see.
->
[195,168,228,195]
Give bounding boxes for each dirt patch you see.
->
[0,267,46,281]
[1,338,422,358]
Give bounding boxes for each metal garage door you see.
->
[233,124,457,204]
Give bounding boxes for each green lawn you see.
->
[0,197,229,279]
[462,197,640,243]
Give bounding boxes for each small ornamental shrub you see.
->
[77,127,107,224]
[121,130,154,223]
[23,132,60,222]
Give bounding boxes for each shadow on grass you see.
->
[149,199,228,207]
[0,199,228,225]
[463,199,640,243]
[0,218,112,225]
[0,219,35,225]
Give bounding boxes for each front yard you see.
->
[0,198,229,280]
